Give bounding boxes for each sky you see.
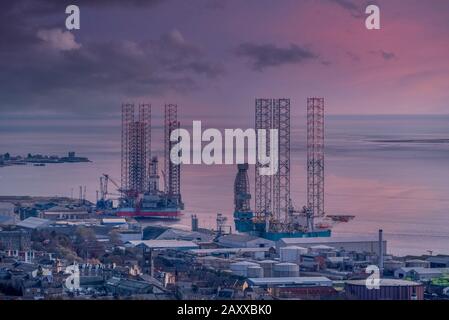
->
[0,0,448,127]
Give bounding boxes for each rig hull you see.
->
[256,229,331,241]
[115,208,181,219]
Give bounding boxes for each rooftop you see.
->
[427,256,449,264]
[310,245,335,250]
[101,218,127,224]
[346,279,421,287]
[189,247,270,255]
[247,276,332,287]
[397,267,449,274]
[156,228,214,242]
[127,240,199,249]
[280,235,382,244]
[17,217,51,229]
[219,234,261,242]
[106,277,151,290]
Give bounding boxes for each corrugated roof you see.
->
[219,234,260,242]
[102,218,127,224]
[17,217,51,229]
[280,235,380,244]
[397,267,445,274]
[127,240,199,249]
[346,279,421,286]
[189,247,270,254]
[248,276,332,286]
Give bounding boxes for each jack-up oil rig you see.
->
[233,98,353,240]
[98,104,184,219]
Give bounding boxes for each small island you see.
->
[0,151,91,167]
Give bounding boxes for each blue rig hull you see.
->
[234,211,332,240]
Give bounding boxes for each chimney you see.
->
[191,214,199,232]
[378,229,384,275]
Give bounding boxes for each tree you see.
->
[108,230,123,246]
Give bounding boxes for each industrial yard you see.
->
[1,100,448,301]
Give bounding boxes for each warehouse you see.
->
[17,217,52,230]
[218,234,275,248]
[277,235,386,255]
[126,240,199,251]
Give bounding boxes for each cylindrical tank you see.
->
[247,266,264,278]
[280,246,307,263]
[230,261,259,277]
[259,260,277,278]
[273,262,299,277]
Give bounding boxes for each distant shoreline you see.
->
[370,139,449,144]
[0,151,91,167]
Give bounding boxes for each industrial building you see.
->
[105,277,154,296]
[16,217,52,230]
[156,228,214,243]
[277,235,387,256]
[126,240,199,251]
[394,267,449,281]
[41,207,90,220]
[246,276,333,288]
[217,234,274,248]
[427,255,449,268]
[0,229,31,251]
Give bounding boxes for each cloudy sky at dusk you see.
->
[1,0,448,125]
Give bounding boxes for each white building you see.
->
[394,267,449,281]
[126,240,199,251]
[217,234,275,248]
[277,235,386,255]
[17,217,51,230]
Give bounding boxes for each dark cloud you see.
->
[0,28,224,114]
[3,0,165,14]
[0,1,223,115]
[346,51,361,62]
[235,43,319,71]
[370,50,396,61]
[327,0,364,18]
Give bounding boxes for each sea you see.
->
[1,114,449,256]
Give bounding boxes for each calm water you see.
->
[1,114,449,256]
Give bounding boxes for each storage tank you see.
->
[273,262,299,277]
[247,265,264,278]
[280,246,307,263]
[230,261,259,277]
[259,260,277,278]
